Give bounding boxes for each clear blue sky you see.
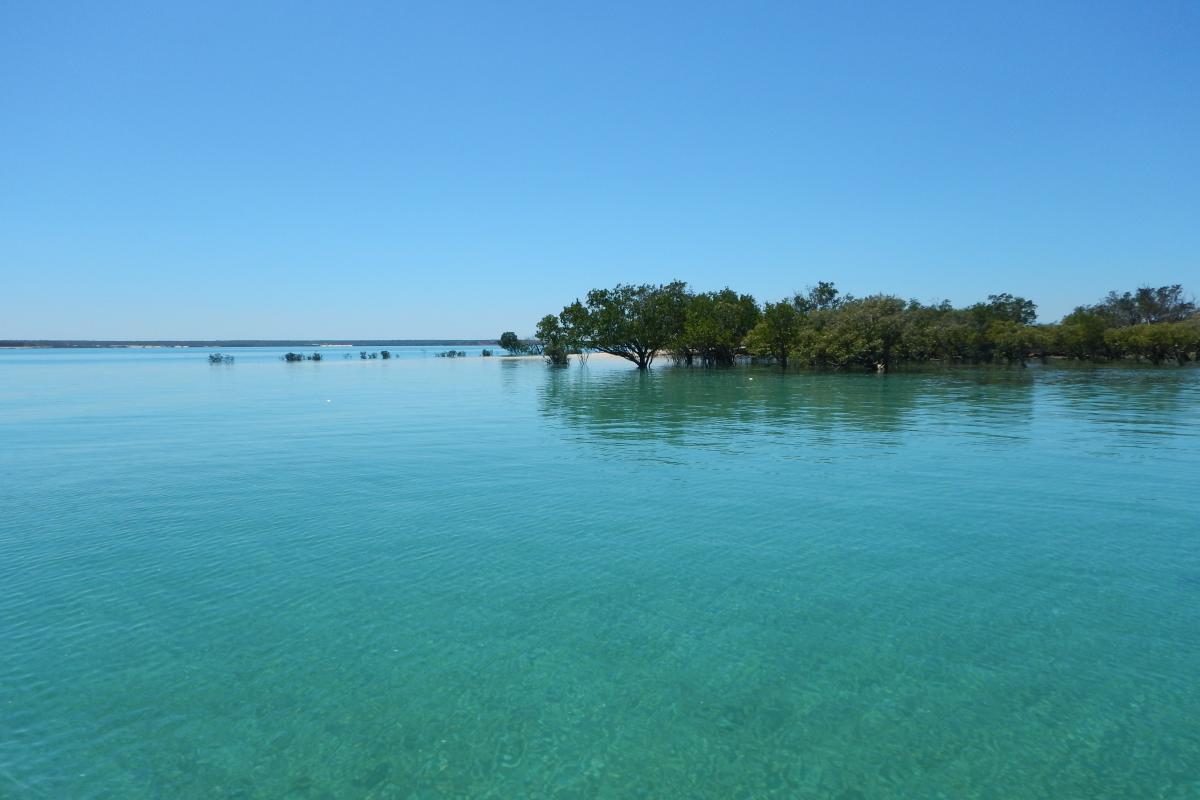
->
[2,1,1197,338]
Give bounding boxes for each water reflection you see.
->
[538,365,1043,450]
[1040,365,1197,419]
[5,355,1199,798]
[538,364,1199,459]
[1035,365,1200,455]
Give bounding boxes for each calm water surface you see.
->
[2,349,1198,798]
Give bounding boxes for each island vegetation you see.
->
[211,348,501,365]
[498,331,547,358]
[498,332,525,356]
[510,282,1197,370]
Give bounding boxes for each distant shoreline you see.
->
[0,340,498,349]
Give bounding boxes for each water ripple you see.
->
[1,354,1198,797]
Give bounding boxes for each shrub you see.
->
[499,332,526,355]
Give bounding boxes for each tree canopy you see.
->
[534,315,571,366]
[528,282,1197,370]
[580,282,690,369]
[498,331,526,356]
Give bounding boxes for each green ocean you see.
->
[2,348,1197,798]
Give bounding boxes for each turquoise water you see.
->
[2,349,1198,799]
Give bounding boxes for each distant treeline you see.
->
[515,282,1198,370]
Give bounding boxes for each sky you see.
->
[1,1,1197,338]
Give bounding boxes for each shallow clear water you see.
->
[2,349,1198,798]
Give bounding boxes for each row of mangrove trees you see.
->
[504,282,1197,370]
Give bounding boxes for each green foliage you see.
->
[676,289,760,366]
[481,349,493,357]
[208,352,234,364]
[1052,308,1112,360]
[980,293,1038,326]
[1093,285,1195,326]
[498,331,526,355]
[793,281,844,313]
[744,301,802,368]
[987,320,1036,366]
[539,281,1195,370]
[1106,321,1198,365]
[581,282,689,369]
[800,295,908,371]
[558,300,594,362]
[535,314,571,366]
[1041,285,1198,362]
[283,352,322,362]
[896,301,966,362]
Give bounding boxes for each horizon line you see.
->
[0,339,505,348]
